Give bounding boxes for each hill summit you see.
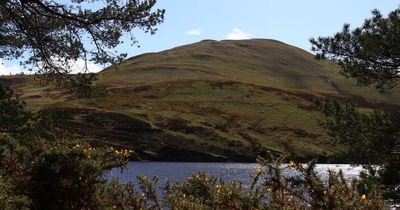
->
[99,39,400,103]
[4,39,400,162]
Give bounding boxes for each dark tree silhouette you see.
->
[311,8,400,202]
[0,0,164,84]
[311,8,400,92]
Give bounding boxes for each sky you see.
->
[1,0,399,75]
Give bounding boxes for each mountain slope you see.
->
[4,39,400,162]
[99,39,400,103]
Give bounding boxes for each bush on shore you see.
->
[0,138,389,210]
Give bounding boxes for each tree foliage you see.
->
[310,8,400,91]
[0,85,31,133]
[0,1,164,209]
[316,100,400,202]
[311,7,400,203]
[316,100,400,163]
[0,0,164,85]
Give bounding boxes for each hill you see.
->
[3,39,400,162]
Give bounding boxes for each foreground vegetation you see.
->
[0,85,390,209]
[0,139,389,209]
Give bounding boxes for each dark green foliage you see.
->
[0,83,70,141]
[73,73,108,98]
[162,157,387,209]
[96,178,163,210]
[0,136,133,209]
[0,85,132,209]
[310,8,400,91]
[316,100,400,163]
[28,142,128,210]
[358,160,400,204]
[0,84,31,133]
[311,6,400,203]
[0,136,32,210]
[316,100,400,202]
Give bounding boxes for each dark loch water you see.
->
[109,162,364,186]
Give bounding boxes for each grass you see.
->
[2,39,399,162]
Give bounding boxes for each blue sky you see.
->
[1,0,399,74]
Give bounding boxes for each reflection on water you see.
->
[109,162,364,186]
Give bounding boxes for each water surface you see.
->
[110,162,364,186]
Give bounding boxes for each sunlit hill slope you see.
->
[3,39,400,162]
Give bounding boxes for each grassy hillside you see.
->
[2,39,400,162]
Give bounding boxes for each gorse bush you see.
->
[161,156,387,210]
[0,136,134,210]
[0,84,132,209]
[28,143,133,209]
[0,132,390,210]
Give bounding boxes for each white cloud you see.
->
[66,58,102,74]
[0,58,102,76]
[186,28,203,36]
[0,60,30,75]
[225,28,251,40]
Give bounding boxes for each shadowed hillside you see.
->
[2,39,400,162]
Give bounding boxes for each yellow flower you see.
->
[266,188,272,192]
[215,184,222,193]
[361,194,366,200]
[182,194,186,198]
[72,144,81,150]
[113,205,117,209]
[289,160,295,167]
[141,192,146,199]
[142,176,147,180]
[256,168,263,175]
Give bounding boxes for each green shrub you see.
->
[161,156,388,210]
[0,136,390,209]
[0,135,133,209]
